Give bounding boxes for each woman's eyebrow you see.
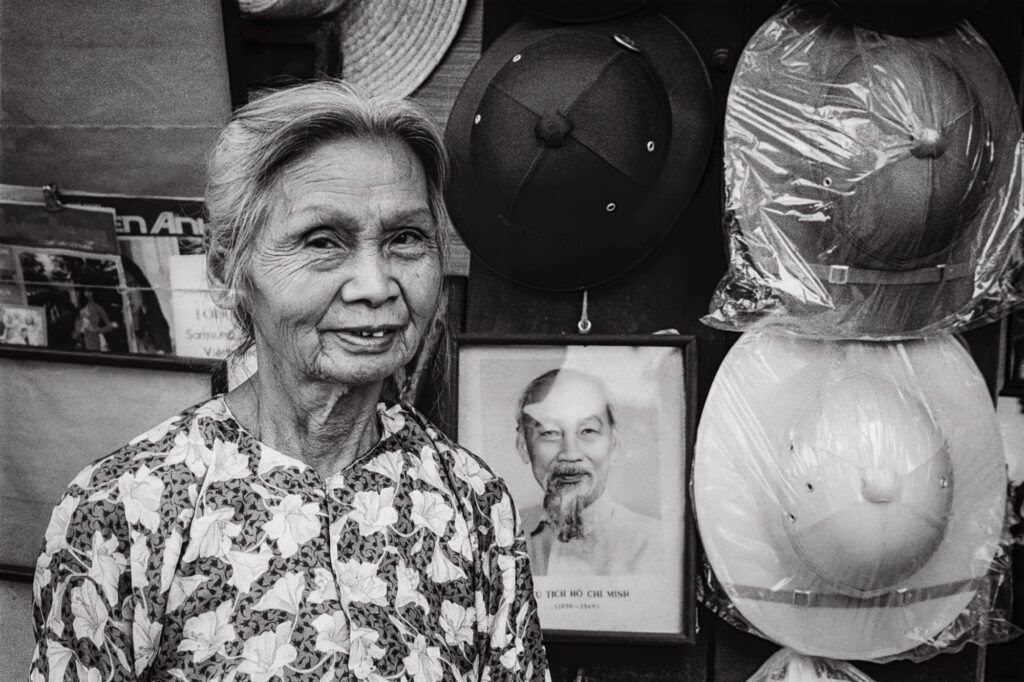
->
[288,205,435,226]
[386,207,436,225]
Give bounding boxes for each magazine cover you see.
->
[0,198,134,353]
[0,302,46,346]
[65,192,207,355]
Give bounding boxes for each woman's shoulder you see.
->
[72,395,242,490]
[41,396,243,562]
[128,394,236,446]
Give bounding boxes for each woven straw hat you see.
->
[511,0,649,23]
[238,0,345,20]
[693,330,1006,660]
[338,0,469,99]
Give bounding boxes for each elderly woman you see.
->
[30,81,548,681]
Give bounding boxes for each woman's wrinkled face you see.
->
[247,136,442,390]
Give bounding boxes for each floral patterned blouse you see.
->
[29,397,549,682]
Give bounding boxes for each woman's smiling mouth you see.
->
[326,326,403,351]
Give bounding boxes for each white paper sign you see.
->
[169,254,241,359]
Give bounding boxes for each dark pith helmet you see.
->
[445,8,714,291]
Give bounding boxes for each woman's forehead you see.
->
[280,137,426,194]
[262,137,434,232]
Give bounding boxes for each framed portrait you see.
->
[455,334,697,642]
[65,190,208,357]
[0,346,226,579]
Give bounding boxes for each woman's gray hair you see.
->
[203,79,451,367]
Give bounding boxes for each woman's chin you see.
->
[257,337,416,392]
[302,354,408,391]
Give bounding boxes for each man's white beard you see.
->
[544,487,592,542]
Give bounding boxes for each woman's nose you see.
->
[340,249,397,306]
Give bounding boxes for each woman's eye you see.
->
[306,233,338,249]
[392,230,424,246]
[391,228,437,255]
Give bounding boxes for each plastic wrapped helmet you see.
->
[705,2,1024,338]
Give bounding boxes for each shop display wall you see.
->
[451,1,1024,681]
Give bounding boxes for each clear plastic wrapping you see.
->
[703,1,1024,339]
[747,649,879,682]
[693,330,1018,662]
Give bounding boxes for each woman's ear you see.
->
[209,277,238,310]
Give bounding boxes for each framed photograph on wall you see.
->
[455,334,697,643]
[0,347,226,579]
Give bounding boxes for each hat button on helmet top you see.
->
[861,469,898,503]
[534,111,574,149]
[910,128,947,159]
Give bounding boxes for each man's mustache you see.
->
[545,465,590,490]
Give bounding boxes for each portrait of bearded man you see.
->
[515,368,663,576]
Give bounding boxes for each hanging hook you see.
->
[42,183,65,212]
[577,290,592,334]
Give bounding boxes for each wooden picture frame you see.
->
[454,334,697,643]
[0,346,226,580]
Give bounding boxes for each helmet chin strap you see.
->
[723,574,995,609]
[808,261,972,286]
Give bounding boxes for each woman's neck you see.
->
[226,366,384,479]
